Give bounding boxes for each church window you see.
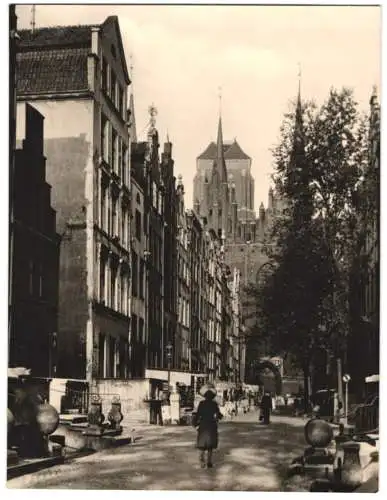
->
[218,209,222,217]
[209,209,212,217]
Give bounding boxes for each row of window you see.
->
[131,314,145,344]
[178,256,190,285]
[151,181,163,215]
[98,333,129,379]
[99,181,130,246]
[101,114,129,185]
[178,296,190,328]
[25,257,56,301]
[101,57,126,120]
[99,252,130,315]
[131,251,145,299]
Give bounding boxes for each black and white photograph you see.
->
[6,1,381,493]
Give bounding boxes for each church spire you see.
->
[214,88,227,183]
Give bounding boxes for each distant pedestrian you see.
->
[194,386,223,468]
[260,391,273,424]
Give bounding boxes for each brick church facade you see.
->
[193,114,285,376]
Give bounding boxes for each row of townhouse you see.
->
[10,14,244,418]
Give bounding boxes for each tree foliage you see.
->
[247,87,373,372]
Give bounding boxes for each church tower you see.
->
[206,113,230,239]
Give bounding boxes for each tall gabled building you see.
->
[16,18,132,398]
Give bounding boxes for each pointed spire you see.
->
[129,54,137,142]
[214,113,228,183]
[295,63,303,137]
[129,93,137,142]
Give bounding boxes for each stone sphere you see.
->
[304,418,333,447]
[36,403,59,435]
[7,409,15,432]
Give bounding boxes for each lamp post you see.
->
[166,341,173,395]
[343,373,351,426]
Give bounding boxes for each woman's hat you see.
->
[199,383,217,397]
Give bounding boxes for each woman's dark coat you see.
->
[195,399,223,450]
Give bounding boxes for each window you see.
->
[112,129,117,172]
[117,269,121,312]
[158,192,163,215]
[122,144,128,186]
[100,181,107,230]
[152,182,157,208]
[132,251,138,297]
[118,86,124,117]
[112,196,118,237]
[100,254,106,302]
[99,333,106,377]
[110,69,116,104]
[135,210,141,241]
[132,314,138,343]
[139,318,144,344]
[120,271,126,315]
[101,57,108,93]
[117,137,122,179]
[139,259,144,299]
[121,206,126,247]
[111,265,117,310]
[101,114,108,163]
[108,336,115,377]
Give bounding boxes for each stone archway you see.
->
[248,360,282,395]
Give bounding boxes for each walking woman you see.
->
[194,385,223,468]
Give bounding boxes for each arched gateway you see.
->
[247,359,282,395]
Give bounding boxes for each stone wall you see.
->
[96,379,151,424]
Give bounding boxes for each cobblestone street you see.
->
[8,412,309,491]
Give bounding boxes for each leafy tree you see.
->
[246,87,371,405]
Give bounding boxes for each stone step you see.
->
[7,455,65,481]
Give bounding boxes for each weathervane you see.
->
[218,86,222,116]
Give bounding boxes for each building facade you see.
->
[193,114,285,380]
[348,88,380,399]
[17,17,132,387]
[10,103,61,377]
[130,142,147,379]
[176,177,191,371]
[161,141,179,371]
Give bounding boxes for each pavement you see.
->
[7,411,311,491]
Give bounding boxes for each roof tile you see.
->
[17,48,89,95]
[197,139,250,160]
[18,25,92,49]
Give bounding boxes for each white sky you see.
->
[15,3,381,211]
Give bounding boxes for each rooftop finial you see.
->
[31,5,36,33]
[148,103,157,129]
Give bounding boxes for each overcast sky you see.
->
[16,4,381,210]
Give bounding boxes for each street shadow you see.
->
[8,417,309,491]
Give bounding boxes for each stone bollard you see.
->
[86,395,105,436]
[340,442,363,488]
[107,396,123,432]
